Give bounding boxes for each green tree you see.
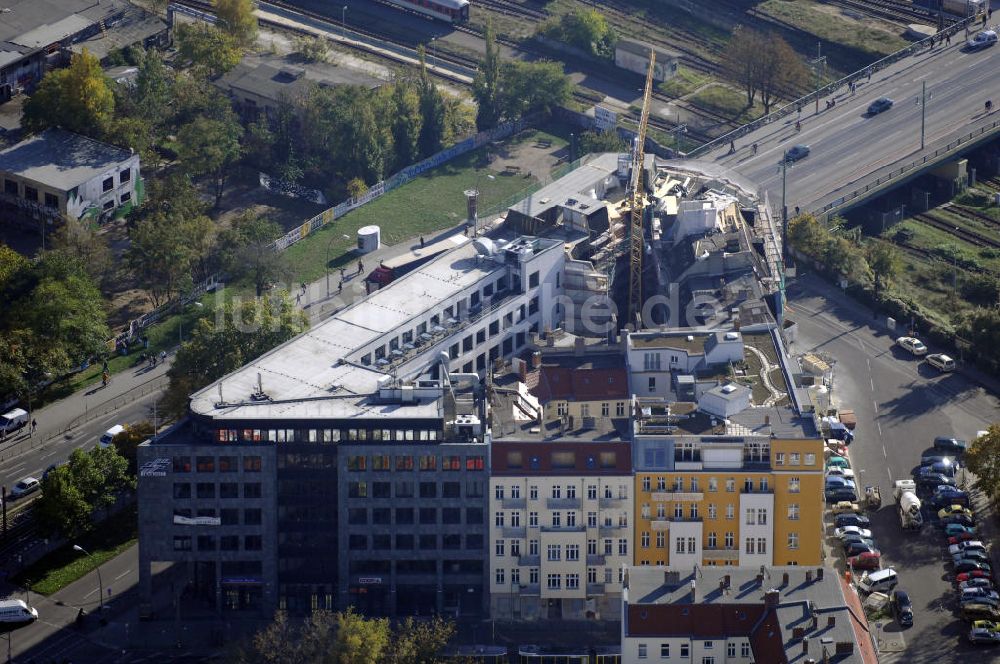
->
[0,244,29,291]
[49,220,112,287]
[35,467,91,538]
[294,35,330,63]
[176,23,242,79]
[163,296,307,418]
[473,19,502,131]
[23,50,114,136]
[35,446,133,537]
[417,52,446,158]
[392,79,422,170]
[965,425,1000,496]
[176,113,243,207]
[216,212,287,297]
[217,0,259,47]
[866,241,900,299]
[112,421,156,476]
[498,60,573,119]
[126,212,196,306]
[959,307,1000,372]
[382,616,456,664]
[577,129,627,154]
[544,9,616,58]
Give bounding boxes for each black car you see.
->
[935,437,968,455]
[892,590,913,627]
[932,489,970,509]
[844,541,877,557]
[942,514,976,528]
[785,144,810,162]
[826,487,858,503]
[916,473,956,489]
[921,450,959,466]
[842,537,876,552]
[957,561,994,575]
[867,97,894,115]
[835,514,871,529]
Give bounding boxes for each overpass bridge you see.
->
[694,16,1000,222]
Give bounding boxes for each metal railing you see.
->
[688,15,978,158]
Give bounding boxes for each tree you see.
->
[35,467,91,538]
[217,212,287,296]
[964,425,1000,496]
[382,617,456,664]
[112,420,156,476]
[416,52,446,158]
[49,220,112,287]
[391,78,422,170]
[473,19,502,131]
[757,34,807,114]
[176,23,242,79]
[126,212,196,306]
[866,241,900,299]
[35,446,133,537]
[723,26,761,107]
[577,129,627,154]
[176,113,243,207]
[294,35,330,63]
[543,9,616,58]
[217,0,259,47]
[959,307,1000,372]
[163,296,307,418]
[498,60,573,119]
[22,50,114,136]
[333,609,390,664]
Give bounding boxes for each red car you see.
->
[950,533,980,545]
[848,551,882,571]
[958,570,995,584]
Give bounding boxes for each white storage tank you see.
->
[357,225,380,254]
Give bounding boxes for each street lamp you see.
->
[341,5,348,40]
[671,124,687,156]
[915,81,932,150]
[430,37,437,66]
[72,545,104,612]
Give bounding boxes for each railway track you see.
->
[826,0,944,25]
[943,202,1000,231]
[475,0,548,22]
[912,212,1000,249]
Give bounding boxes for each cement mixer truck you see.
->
[894,480,923,530]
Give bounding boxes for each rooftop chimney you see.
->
[802,637,809,655]
[764,589,780,608]
[764,414,770,426]
[817,568,825,581]
[690,579,697,603]
[827,616,836,628]
[806,570,813,583]
[532,351,542,369]
[724,574,731,588]
[811,614,818,631]
[756,573,763,586]
[782,572,789,587]
[792,627,805,639]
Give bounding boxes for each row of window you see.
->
[496,537,628,558]
[636,640,751,659]
[501,451,622,471]
[174,534,261,552]
[348,533,482,551]
[174,508,261,525]
[554,401,627,418]
[775,452,816,466]
[346,454,485,471]
[347,480,483,499]
[494,484,628,500]
[639,476,802,494]
[214,428,440,444]
[495,566,623,587]
[348,506,482,526]
[494,510,627,529]
[639,441,771,464]
[633,531,799,552]
[173,456,262,473]
[173,482,262,499]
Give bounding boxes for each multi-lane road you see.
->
[788,272,1000,663]
[709,33,1000,215]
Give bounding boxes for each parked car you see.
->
[950,541,987,556]
[835,513,871,529]
[951,532,982,545]
[956,561,994,575]
[836,526,873,540]
[922,460,958,478]
[926,353,956,372]
[932,488,970,510]
[9,477,40,499]
[962,588,1000,603]
[826,466,856,480]
[940,505,975,520]
[958,570,995,584]
[843,537,876,553]
[955,550,992,565]
[844,541,878,557]
[832,501,862,515]
[847,551,882,571]
[826,487,858,503]
[784,144,810,162]
[917,473,957,489]
[973,620,1000,631]
[896,336,928,356]
[934,437,968,455]
[942,514,976,528]
[892,590,913,627]
[826,475,856,488]
[826,456,851,470]
[962,603,1000,621]
[0,408,28,437]
[968,626,1000,644]
[921,450,959,465]
[946,524,978,538]
[867,97,894,116]
[962,579,997,592]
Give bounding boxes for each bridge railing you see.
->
[688,15,979,158]
[814,116,1000,219]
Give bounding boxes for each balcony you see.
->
[599,496,627,508]
[502,497,527,509]
[502,526,526,539]
[649,518,670,532]
[586,583,606,596]
[598,524,627,537]
[586,554,606,566]
[650,492,704,502]
[520,584,541,595]
[541,525,586,534]
[703,548,739,562]
[517,554,541,566]
[546,497,581,510]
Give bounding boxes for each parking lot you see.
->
[788,274,1000,663]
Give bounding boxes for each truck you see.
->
[894,480,923,530]
[838,409,857,430]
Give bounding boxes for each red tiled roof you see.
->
[626,603,766,639]
[529,366,629,404]
[748,607,788,664]
[840,575,880,664]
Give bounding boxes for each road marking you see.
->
[912,72,931,82]
[40,451,56,459]
[870,376,875,391]
[877,421,883,436]
[873,400,879,412]
[84,587,98,599]
[115,568,132,581]
[882,445,888,457]
[887,467,893,481]
[8,461,26,473]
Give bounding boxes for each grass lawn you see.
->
[688,84,764,124]
[659,67,712,99]
[283,143,541,284]
[758,0,908,56]
[14,506,138,596]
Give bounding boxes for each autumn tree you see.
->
[757,34,807,114]
[473,19,502,130]
[542,8,616,58]
[23,50,114,136]
[163,295,307,418]
[964,425,1000,496]
[176,112,243,207]
[498,60,573,119]
[866,241,900,299]
[176,23,242,78]
[112,421,156,476]
[216,212,288,297]
[723,26,761,107]
[217,0,259,47]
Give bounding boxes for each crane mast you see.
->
[627,50,656,329]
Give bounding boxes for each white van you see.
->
[99,424,125,448]
[0,408,28,436]
[0,599,38,625]
[858,568,898,595]
[926,354,956,372]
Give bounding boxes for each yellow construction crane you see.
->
[627,50,656,329]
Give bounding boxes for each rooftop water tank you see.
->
[357,225,380,254]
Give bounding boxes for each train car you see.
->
[379,0,470,23]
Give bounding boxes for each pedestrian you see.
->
[160,350,167,364]
[102,371,109,387]
[142,334,149,349]
[358,259,364,274]
[850,82,855,95]
[296,292,302,304]
[752,142,758,155]
[340,267,346,279]
[151,355,157,368]
[946,33,951,45]
[31,419,36,433]
[338,280,343,293]
[300,282,307,293]
[867,68,872,81]
[728,140,735,154]
[420,236,425,248]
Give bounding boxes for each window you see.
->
[674,503,683,518]
[3,179,17,196]
[617,402,626,416]
[566,544,580,561]
[120,192,131,204]
[745,509,755,525]
[655,532,664,548]
[745,538,755,554]
[726,504,734,520]
[119,168,131,183]
[551,512,561,527]
[788,532,799,550]
[172,457,191,473]
[244,508,262,525]
[529,271,539,288]
[728,642,736,657]
[708,477,718,492]
[648,376,656,392]
[347,455,366,471]
[529,511,538,527]
[760,478,768,491]
[495,512,505,527]
[790,453,800,465]
[757,537,767,554]
[442,482,460,498]
[701,658,715,664]
[643,352,661,371]
[708,532,717,548]
[788,504,800,520]
[197,535,215,551]
[660,643,670,657]
[707,504,717,519]
[618,539,628,556]
[788,476,800,493]
[757,508,768,525]
[638,644,647,659]
[419,455,437,471]
[741,643,750,657]
[704,641,713,650]
[220,536,239,551]
[244,483,261,499]
[775,452,785,466]
[566,573,579,590]
[725,532,734,549]
[173,536,192,551]
[220,509,238,525]
[466,455,485,470]
[547,544,561,561]
[218,456,237,472]
[244,456,262,472]
[725,479,735,492]
[546,574,561,589]
[805,453,816,466]
[244,535,262,551]
[22,185,37,202]
[680,643,689,657]
[419,482,436,498]
[196,483,215,499]
[44,192,58,208]
[641,531,650,548]
[102,177,114,192]
[495,568,505,585]
[496,540,505,557]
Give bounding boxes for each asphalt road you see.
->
[710,33,1000,213]
[787,272,1000,663]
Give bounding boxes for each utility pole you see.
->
[781,153,789,266]
[672,124,687,156]
[810,42,826,115]
[916,81,932,150]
